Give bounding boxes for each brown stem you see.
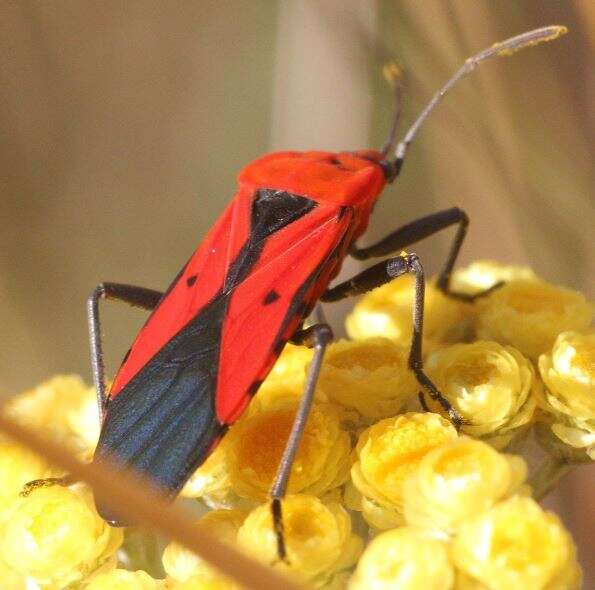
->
[0,409,305,590]
[529,455,573,501]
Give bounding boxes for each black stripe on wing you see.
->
[93,295,228,523]
[93,189,317,524]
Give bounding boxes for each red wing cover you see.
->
[216,199,353,422]
[93,187,353,512]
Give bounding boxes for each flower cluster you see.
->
[0,260,590,589]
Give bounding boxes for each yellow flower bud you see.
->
[163,509,247,583]
[537,331,595,459]
[425,341,538,446]
[452,496,582,590]
[0,440,54,523]
[348,526,454,590]
[0,484,123,588]
[346,275,471,349]
[351,413,458,529]
[403,438,527,532]
[450,260,537,296]
[85,569,164,589]
[5,375,93,445]
[225,387,351,501]
[237,495,362,586]
[316,338,418,422]
[475,280,593,360]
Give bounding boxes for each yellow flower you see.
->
[225,386,351,501]
[0,557,25,590]
[316,338,418,422]
[403,438,527,533]
[0,484,123,588]
[66,384,102,458]
[5,375,94,446]
[162,509,247,585]
[265,342,314,389]
[348,526,454,590]
[237,494,362,587]
[475,279,593,360]
[538,331,595,459]
[346,275,472,349]
[452,570,489,589]
[539,331,595,419]
[85,569,164,589]
[549,421,595,461]
[350,413,458,529]
[0,440,55,523]
[425,341,538,447]
[452,496,582,590]
[450,260,537,296]
[181,442,232,503]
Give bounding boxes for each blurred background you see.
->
[1,0,593,584]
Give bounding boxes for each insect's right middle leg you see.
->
[322,253,463,426]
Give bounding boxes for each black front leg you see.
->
[350,207,499,302]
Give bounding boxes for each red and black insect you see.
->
[86,27,563,554]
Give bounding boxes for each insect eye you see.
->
[328,157,348,171]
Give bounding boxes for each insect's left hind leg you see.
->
[22,283,164,497]
[269,322,333,562]
[88,282,163,420]
[322,253,463,426]
[350,207,501,301]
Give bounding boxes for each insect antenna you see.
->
[380,62,404,157]
[390,25,567,177]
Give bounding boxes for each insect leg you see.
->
[270,322,333,562]
[21,283,162,496]
[350,207,500,301]
[87,283,163,420]
[20,474,78,496]
[322,253,463,426]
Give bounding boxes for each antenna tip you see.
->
[495,25,569,58]
[553,25,569,37]
[383,62,403,88]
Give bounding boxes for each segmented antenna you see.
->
[391,25,567,175]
